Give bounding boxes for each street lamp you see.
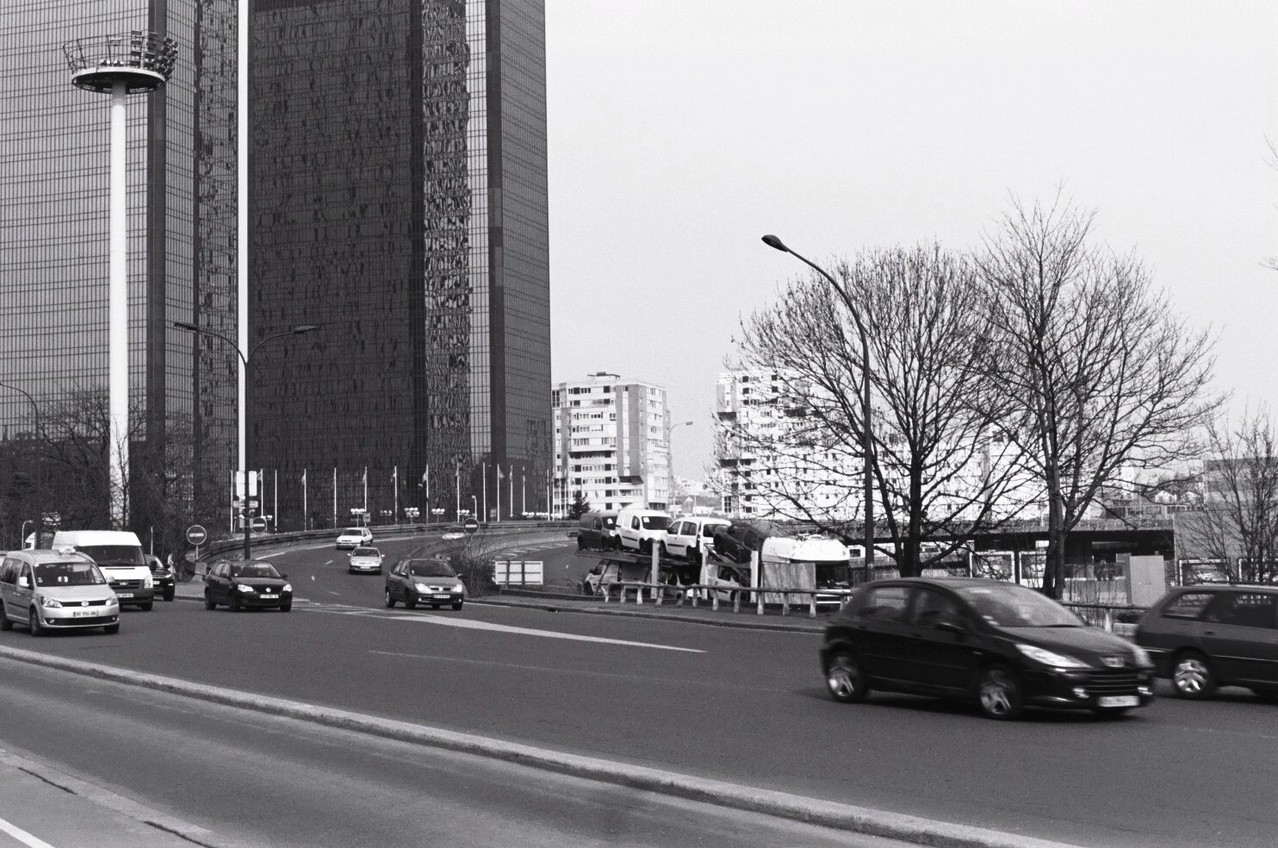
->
[470,495,478,519]
[761,234,875,569]
[174,321,318,559]
[669,420,693,513]
[1,382,42,549]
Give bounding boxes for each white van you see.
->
[758,535,853,608]
[616,506,671,554]
[50,530,154,610]
[662,516,731,563]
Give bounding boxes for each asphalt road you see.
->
[0,531,1274,847]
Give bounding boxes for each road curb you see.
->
[0,646,1082,848]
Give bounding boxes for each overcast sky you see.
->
[544,1,1277,482]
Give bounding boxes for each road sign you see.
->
[250,516,268,532]
[186,524,208,546]
[463,518,479,535]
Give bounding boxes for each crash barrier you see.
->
[1062,602,1145,637]
[493,560,543,587]
[599,580,856,617]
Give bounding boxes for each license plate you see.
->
[261,593,277,599]
[433,593,451,599]
[72,610,97,618]
[117,592,134,599]
[1098,695,1138,708]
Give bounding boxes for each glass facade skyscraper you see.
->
[0,1,237,538]
[250,0,550,527]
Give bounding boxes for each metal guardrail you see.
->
[599,580,855,618]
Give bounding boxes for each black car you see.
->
[1134,584,1278,701]
[384,558,465,610]
[712,519,789,564]
[147,556,176,602]
[203,560,293,611]
[820,578,1155,720]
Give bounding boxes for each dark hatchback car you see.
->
[147,556,176,602]
[713,519,789,564]
[1134,584,1278,701]
[384,558,465,610]
[820,578,1155,720]
[203,560,293,612]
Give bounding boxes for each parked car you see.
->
[820,578,1155,720]
[616,507,670,554]
[384,558,465,610]
[335,527,373,550]
[1134,584,1278,701]
[347,546,384,574]
[0,549,120,635]
[663,516,731,562]
[713,519,789,564]
[147,555,176,601]
[203,560,293,611]
[576,511,620,551]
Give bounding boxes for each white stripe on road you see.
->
[0,817,57,848]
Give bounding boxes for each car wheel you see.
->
[0,604,11,631]
[581,580,595,596]
[229,594,241,612]
[825,650,869,703]
[139,602,153,611]
[1172,651,1216,699]
[162,588,175,602]
[576,536,585,551]
[978,664,1024,720]
[103,623,120,634]
[384,589,395,608]
[404,595,416,610]
[452,601,463,611]
[27,608,42,637]
[204,591,216,610]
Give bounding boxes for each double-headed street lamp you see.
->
[174,321,318,559]
[761,235,875,569]
[0,382,41,548]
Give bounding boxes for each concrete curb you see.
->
[0,646,1083,848]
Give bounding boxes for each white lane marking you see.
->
[0,816,56,848]
[307,606,702,652]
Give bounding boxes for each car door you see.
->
[855,585,917,686]
[907,588,979,694]
[667,521,691,557]
[389,561,410,600]
[1199,591,1278,687]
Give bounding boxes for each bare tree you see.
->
[978,198,1220,597]
[729,244,1033,576]
[1177,408,1278,584]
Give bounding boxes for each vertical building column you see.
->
[108,80,129,528]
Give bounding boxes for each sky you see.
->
[543,1,1277,483]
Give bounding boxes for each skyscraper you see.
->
[249,0,551,528]
[0,2,238,542]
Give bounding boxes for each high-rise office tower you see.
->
[249,0,551,528]
[0,2,238,542]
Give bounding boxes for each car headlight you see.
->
[453,582,464,593]
[282,584,292,593]
[143,575,153,589]
[1130,645,1154,668]
[236,583,255,593]
[39,596,62,608]
[414,582,430,593]
[1016,644,1088,668]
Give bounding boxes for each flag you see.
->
[420,468,428,487]
[362,466,367,485]
[497,464,503,480]
[301,468,306,486]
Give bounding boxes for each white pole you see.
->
[236,0,249,504]
[108,81,129,528]
[482,462,487,521]
[363,466,368,515]
[332,466,337,528]
[393,465,399,522]
[273,468,278,531]
[496,464,501,522]
[303,469,308,530]
[454,464,460,522]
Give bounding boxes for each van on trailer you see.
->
[49,530,155,610]
[616,506,671,554]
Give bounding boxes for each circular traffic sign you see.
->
[463,518,479,534]
[186,524,208,546]
[250,516,268,532]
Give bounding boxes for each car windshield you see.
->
[409,561,455,578]
[352,547,379,557]
[956,584,1082,627]
[231,563,281,579]
[641,516,670,530]
[76,545,145,567]
[34,562,105,587]
[342,528,365,536]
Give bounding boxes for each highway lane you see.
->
[3,536,1276,847]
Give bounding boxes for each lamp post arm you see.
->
[246,328,307,365]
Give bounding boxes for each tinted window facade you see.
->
[250,0,550,527]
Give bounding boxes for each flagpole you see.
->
[363,466,368,516]
[482,462,487,522]
[455,462,461,522]
[425,465,430,523]
[273,469,278,532]
[302,468,308,531]
[393,465,399,524]
[332,466,337,529]
[496,464,502,523]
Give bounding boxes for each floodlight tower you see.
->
[63,31,178,528]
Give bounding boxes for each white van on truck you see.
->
[49,530,155,610]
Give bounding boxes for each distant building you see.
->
[552,374,671,514]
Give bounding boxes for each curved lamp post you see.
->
[174,321,318,559]
[761,235,875,569]
[1,382,42,549]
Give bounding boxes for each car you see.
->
[347,546,384,574]
[713,519,788,564]
[1134,584,1278,701]
[335,527,373,550]
[0,549,121,635]
[440,531,466,541]
[576,510,620,551]
[819,578,1155,720]
[147,555,176,601]
[203,560,293,611]
[384,557,465,610]
[662,516,731,562]
[615,507,671,554]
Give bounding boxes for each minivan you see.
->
[663,516,731,563]
[616,506,671,554]
[50,530,154,610]
[0,549,120,635]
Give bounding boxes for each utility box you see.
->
[1125,555,1167,607]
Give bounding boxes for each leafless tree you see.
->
[977,198,1220,597]
[1177,408,1278,585]
[728,244,1033,576]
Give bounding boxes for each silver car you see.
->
[0,549,121,635]
[348,546,384,574]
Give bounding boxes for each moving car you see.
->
[203,560,293,611]
[147,555,176,601]
[384,558,465,610]
[335,527,373,550]
[0,549,121,635]
[1134,584,1278,701]
[347,546,384,574]
[820,578,1155,720]
[662,516,730,562]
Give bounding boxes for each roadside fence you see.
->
[599,581,855,617]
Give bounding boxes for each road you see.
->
[0,530,1274,847]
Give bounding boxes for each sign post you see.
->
[463,517,479,535]
[186,524,208,564]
